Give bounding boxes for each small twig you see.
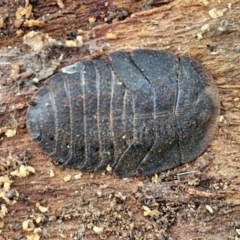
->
[177,171,197,176]
[187,188,234,199]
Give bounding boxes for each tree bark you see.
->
[0,0,240,239]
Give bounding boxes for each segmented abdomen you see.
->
[26,49,220,177]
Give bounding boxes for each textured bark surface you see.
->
[0,0,240,239]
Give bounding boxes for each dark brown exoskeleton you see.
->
[27,49,220,177]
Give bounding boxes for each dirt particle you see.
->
[201,23,210,32]
[0,220,4,229]
[5,129,17,137]
[10,165,35,178]
[65,40,78,47]
[16,103,26,110]
[23,31,59,52]
[106,164,112,172]
[197,33,203,40]
[49,169,55,177]
[23,19,45,28]
[236,45,240,52]
[36,203,48,213]
[88,17,96,24]
[206,204,214,214]
[22,219,35,232]
[65,35,83,48]
[152,174,161,183]
[30,213,44,224]
[10,63,20,80]
[93,225,103,234]
[15,4,33,20]
[218,20,228,32]
[26,233,41,240]
[16,29,24,36]
[208,8,227,19]
[0,205,8,219]
[142,205,160,217]
[106,32,118,40]
[63,174,72,182]
[0,176,13,189]
[202,0,209,6]
[57,0,65,9]
[0,17,4,28]
[73,172,82,180]
[115,191,126,201]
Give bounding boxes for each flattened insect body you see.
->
[27,49,220,177]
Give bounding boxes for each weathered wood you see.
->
[0,0,240,239]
